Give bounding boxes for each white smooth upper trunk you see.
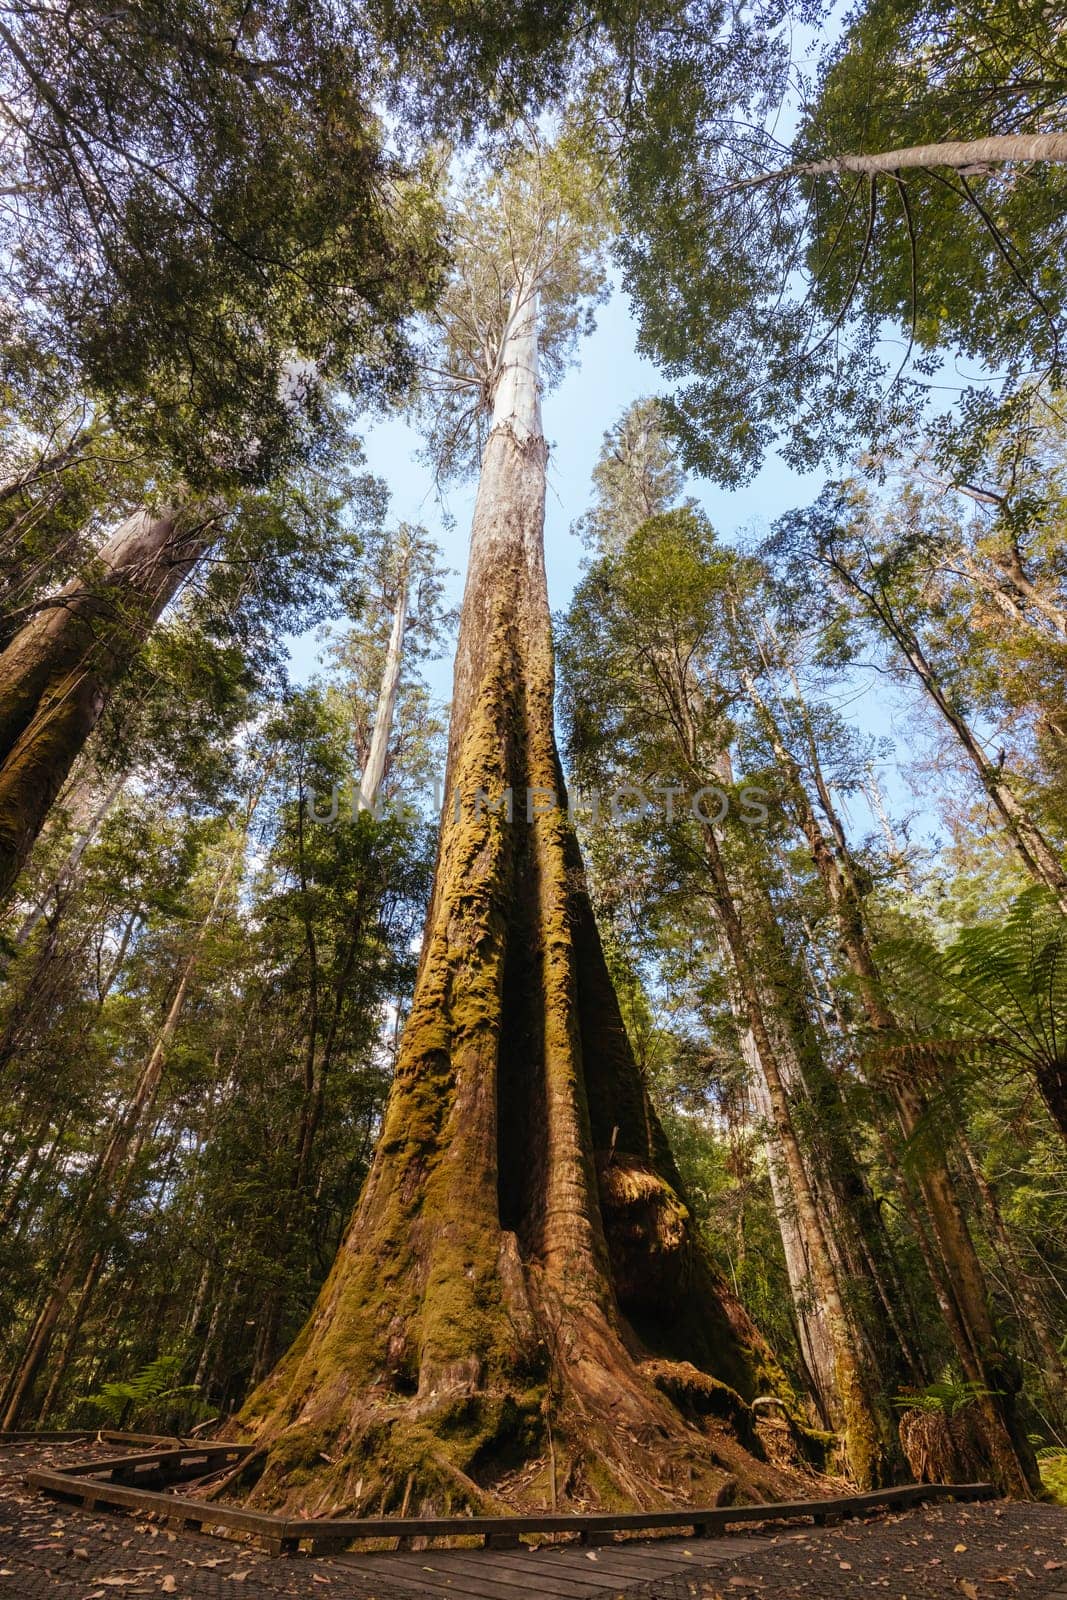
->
[489,287,542,443]
[360,554,410,810]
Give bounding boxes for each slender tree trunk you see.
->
[824,561,1067,912]
[744,1041,837,1424]
[0,1111,56,1232]
[359,544,411,808]
[861,772,918,892]
[240,287,807,1518]
[14,773,125,948]
[97,904,141,1006]
[37,1246,106,1422]
[0,836,241,1427]
[0,504,217,905]
[796,135,1067,179]
[745,870,923,1394]
[737,660,1040,1494]
[696,816,893,1488]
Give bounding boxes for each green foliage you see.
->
[0,507,447,1424]
[1038,1448,1067,1505]
[615,0,1067,479]
[414,129,610,480]
[874,889,1067,1136]
[558,400,1067,1456]
[77,1354,210,1433]
[0,0,450,489]
[893,1378,1000,1417]
[574,398,689,551]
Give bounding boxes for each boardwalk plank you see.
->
[424,1548,608,1594]
[541,1546,692,1581]
[335,1553,550,1597]
[364,1548,581,1593]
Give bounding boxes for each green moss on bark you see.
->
[237,427,826,1520]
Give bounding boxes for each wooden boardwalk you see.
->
[25,1443,995,1557]
[331,1532,778,1596]
[4,1442,1065,1600]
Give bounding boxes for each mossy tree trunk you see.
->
[0,505,216,906]
[239,289,813,1517]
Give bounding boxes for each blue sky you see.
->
[292,281,821,688]
[287,279,948,853]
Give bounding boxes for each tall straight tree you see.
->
[0,790,261,1428]
[238,145,812,1516]
[725,585,1041,1493]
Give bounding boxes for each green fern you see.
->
[870,889,1067,1128]
[78,1354,210,1432]
[893,1377,1000,1417]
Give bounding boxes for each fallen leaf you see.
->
[958,1582,978,1600]
[161,1578,177,1593]
[1045,1561,1064,1571]
[228,1573,249,1584]
[955,1543,968,1553]
[839,1561,852,1570]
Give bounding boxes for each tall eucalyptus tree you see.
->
[238,144,809,1518]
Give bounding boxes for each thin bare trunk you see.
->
[1,835,242,1427]
[746,135,1067,190]
[14,773,125,947]
[359,546,410,808]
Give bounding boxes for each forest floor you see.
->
[2,1440,1067,1600]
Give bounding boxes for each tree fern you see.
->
[871,889,1067,1140]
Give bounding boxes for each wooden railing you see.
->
[17,1434,996,1558]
